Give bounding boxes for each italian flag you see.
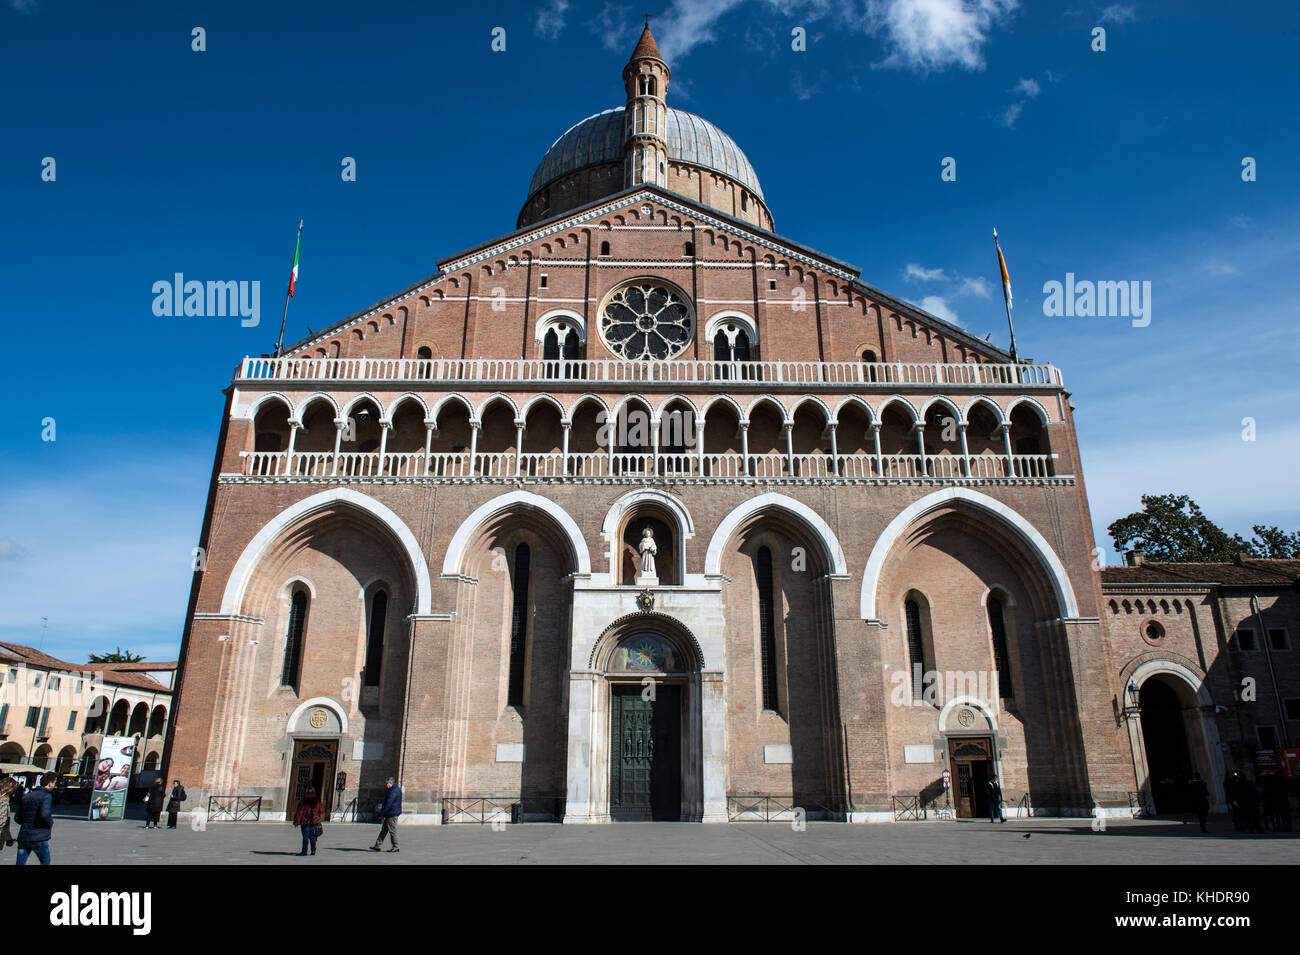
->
[288,220,302,297]
[995,229,1012,308]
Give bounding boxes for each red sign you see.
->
[1280,748,1300,780]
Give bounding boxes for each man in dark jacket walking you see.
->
[987,777,1006,823]
[15,772,57,865]
[370,777,401,853]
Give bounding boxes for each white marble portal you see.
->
[563,582,728,823]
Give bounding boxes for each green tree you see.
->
[1108,494,1250,562]
[1250,525,1300,558]
[88,647,145,663]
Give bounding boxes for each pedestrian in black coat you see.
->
[165,780,187,830]
[15,772,57,865]
[143,780,165,829]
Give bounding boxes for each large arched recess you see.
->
[221,488,432,615]
[705,492,849,578]
[440,490,591,578]
[860,488,1079,621]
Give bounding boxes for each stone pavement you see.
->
[22,811,1300,865]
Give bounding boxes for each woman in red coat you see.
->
[292,787,324,856]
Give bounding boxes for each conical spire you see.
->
[622,22,670,190]
[629,23,663,63]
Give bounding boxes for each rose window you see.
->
[600,281,694,361]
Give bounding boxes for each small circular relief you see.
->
[1141,619,1166,645]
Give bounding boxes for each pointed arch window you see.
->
[507,543,531,707]
[281,588,308,690]
[363,589,388,687]
[756,546,779,711]
[987,596,1013,698]
[905,598,927,701]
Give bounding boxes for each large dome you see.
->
[527,106,765,202]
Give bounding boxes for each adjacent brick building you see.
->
[165,26,1284,823]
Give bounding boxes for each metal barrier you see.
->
[440,795,563,824]
[891,794,926,821]
[206,795,262,822]
[1013,792,1033,818]
[1127,791,1155,818]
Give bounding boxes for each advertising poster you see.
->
[89,735,136,821]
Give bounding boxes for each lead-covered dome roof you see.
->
[527,106,765,201]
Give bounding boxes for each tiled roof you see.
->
[630,24,662,62]
[99,661,177,672]
[0,642,171,694]
[1102,560,1300,587]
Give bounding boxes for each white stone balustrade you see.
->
[237,356,1063,389]
[237,450,1063,482]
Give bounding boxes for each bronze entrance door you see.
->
[950,737,993,819]
[287,739,338,819]
[610,684,681,821]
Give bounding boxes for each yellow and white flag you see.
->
[995,229,1012,309]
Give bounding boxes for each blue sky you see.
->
[2,0,1297,662]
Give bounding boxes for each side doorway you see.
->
[950,737,993,819]
[287,739,338,820]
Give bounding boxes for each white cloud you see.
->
[791,70,821,100]
[920,295,962,325]
[1001,74,1041,127]
[960,276,994,298]
[606,0,1018,74]
[1010,77,1040,98]
[905,262,949,282]
[1099,4,1136,24]
[0,539,29,561]
[9,0,37,11]
[1202,259,1238,277]
[534,0,571,40]
[866,0,1020,72]
[656,0,748,61]
[591,2,637,51]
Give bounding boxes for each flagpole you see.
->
[993,227,1018,366]
[274,219,303,358]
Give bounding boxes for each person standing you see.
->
[293,786,324,856]
[987,776,1005,823]
[14,772,57,865]
[166,780,187,830]
[143,779,165,829]
[1188,773,1210,833]
[0,774,17,853]
[370,777,401,853]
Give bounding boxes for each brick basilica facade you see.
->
[165,26,1272,824]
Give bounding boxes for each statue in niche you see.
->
[638,526,658,578]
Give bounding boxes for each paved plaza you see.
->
[24,809,1300,865]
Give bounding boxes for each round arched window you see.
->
[599,280,693,361]
[1142,619,1166,645]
